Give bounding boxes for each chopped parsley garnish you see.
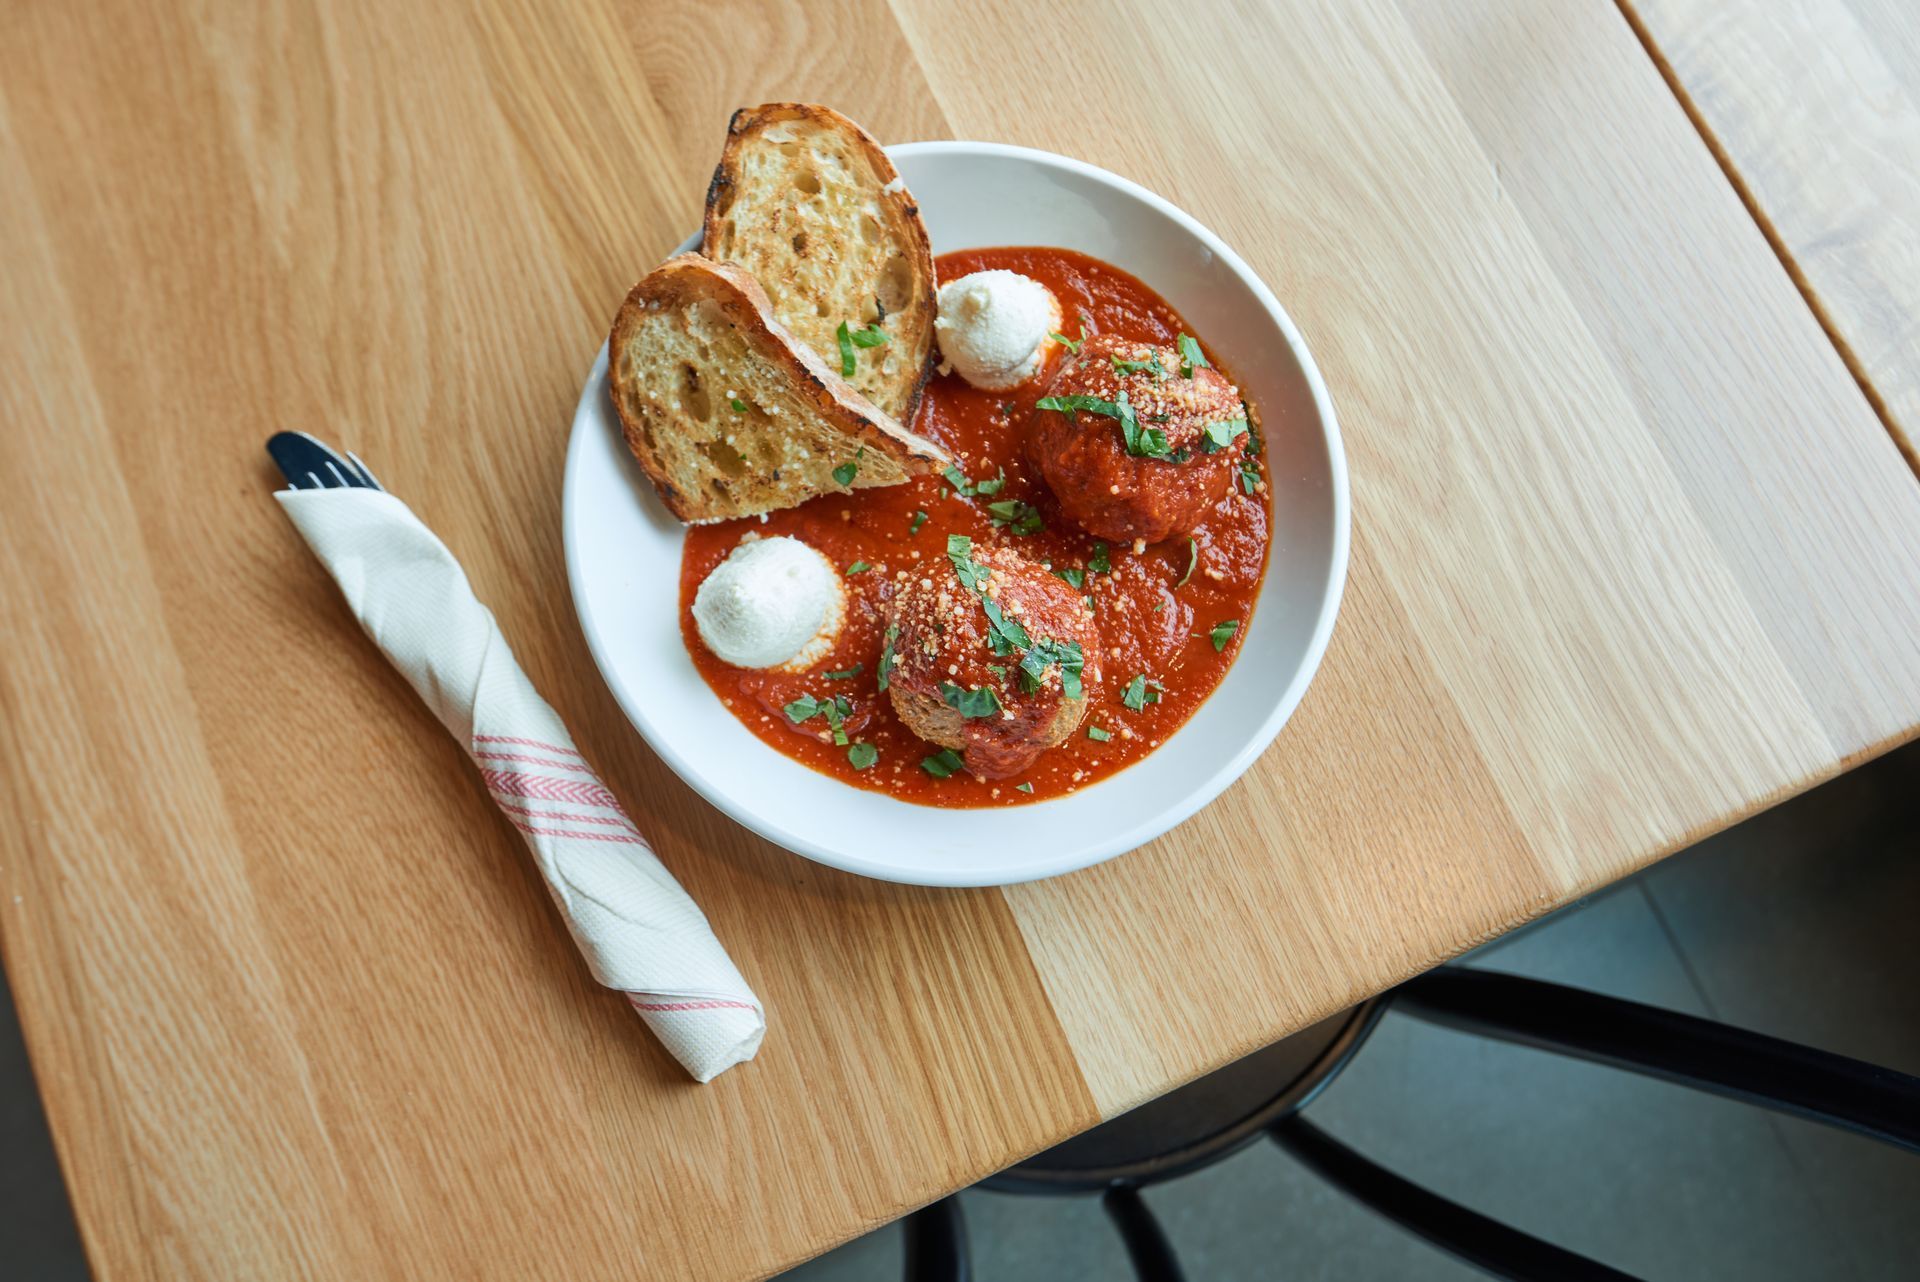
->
[942,465,1006,498]
[729,397,748,412]
[850,323,888,349]
[947,534,991,592]
[940,682,1003,718]
[1242,407,1262,456]
[845,561,871,576]
[921,747,965,778]
[1210,619,1240,652]
[1147,413,1171,423]
[1017,638,1085,699]
[824,663,864,680]
[1200,418,1249,454]
[1110,352,1167,380]
[1177,333,1208,378]
[1090,542,1111,574]
[1036,392,1169,459]
[1175,538,1198,588]
[1239,457,1260,493]
[1169,448,1191,463]
[1121,674,1165,712]
[909,509,929,534]
[877,626,898,692]
[1049,329,1083,354]
[832,447,863,486]
[947,535,1031,655]
[836,321,857,377]
[987,664,1007,680]
[1053,566,1085,590]
[785,693,853,744]
[823,697,849,745]
[1015,782,1034,793]
[987,499,1044,536]
[1152,598,1167,613]
[847,742,878,770]
[1087,725,1112,742]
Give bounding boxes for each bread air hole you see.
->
[698,440,748,479]
[876,254,912,315]
[679,363,712,422]
[791,232,809,255]
[795,168,822,196]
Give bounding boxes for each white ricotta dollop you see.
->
[934,270,1062,390]
[692,535,845,671]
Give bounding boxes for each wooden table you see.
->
[4,2,1918,1278]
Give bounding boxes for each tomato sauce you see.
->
[679,247,1272,806]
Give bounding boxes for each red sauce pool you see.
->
[679,247,1272,806]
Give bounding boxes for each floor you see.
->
[4,743,1916,1281]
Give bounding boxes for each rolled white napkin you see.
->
[277,488,764,1082]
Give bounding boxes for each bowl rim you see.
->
[563,139,1349,886]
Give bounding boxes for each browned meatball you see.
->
[884,540,1102,780]
[1025,334,1247,544]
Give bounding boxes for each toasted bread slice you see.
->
[702,103,936,424]
[608,254,950,524]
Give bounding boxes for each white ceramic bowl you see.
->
[563,142,1346,887]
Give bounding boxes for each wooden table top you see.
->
[4,1,1919,1278]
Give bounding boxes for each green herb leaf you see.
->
[1175,538,1198,589]
[1121,674,1150,713]
[849,323,888,348]
[1242,406,1262,457]
[848,742,878,770]
[947,534,990,592]
[1087,725,1112,742]
[940,682,1003,718]
[1090,542,1111,574]
[836,321,857,377]
[921,747,965,778]
[1177,333,1208,378]
[987,664,1007,680]
[981,598,1032,655]
[1110,352,1167,380]
[1015,781,1034,793]
[1019,638,1085,699]
[942,466,1005,498]
[1200,418,1249,454]
[825,663,864,680]
[909,509,929,534]
[1049,329,1083,354]
[784,695,823,723]
[987,499,1044,536]
[1210,619,1240,652]
[1052,566,1085,589]
[832,449,861,486]
[729,397,748,412]
[823,696,850,745]
[845,561,871,576]
[1168,448,1191,463]
[1239,457,1261,494]
[877,625,898,693]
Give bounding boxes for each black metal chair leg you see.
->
[902,1196,970,1282]
[1394,967,1920,1152]
[1272,1117,1640,1281]
[1101,1186,1188,1282]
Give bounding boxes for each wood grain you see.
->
[3,0,1919,1277]
[1627,0,1920,470]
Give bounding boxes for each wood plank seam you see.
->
[1616,0,1920,478]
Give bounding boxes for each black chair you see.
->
[902,966,1920,1281]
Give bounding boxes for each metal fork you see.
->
[266,431,386,492]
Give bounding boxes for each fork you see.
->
[266,431,386,493]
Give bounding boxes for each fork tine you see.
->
[324,460,351,488]
[346,450,385,492]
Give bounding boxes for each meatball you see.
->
[1025,333,1247,544]
[884,541,1102,780]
